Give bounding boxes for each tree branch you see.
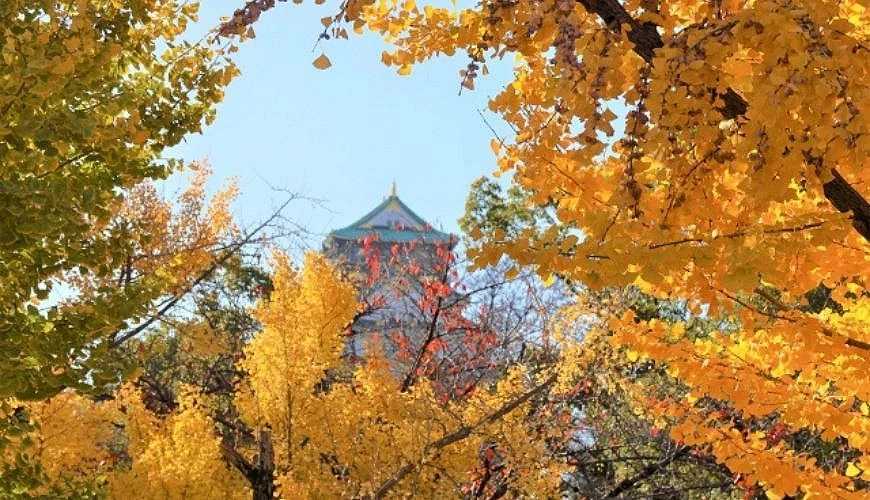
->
[369,374,556,499]
[602,446,690,498]
[576,0,870,241]
[111,196,296,347]
[399,261,451,393]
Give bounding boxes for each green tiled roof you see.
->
[330,226,452,243]
[328,191,453,244]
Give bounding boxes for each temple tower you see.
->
[323,183,456,358]
[323,182,453,263]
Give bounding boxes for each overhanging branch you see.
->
[576,0,870,241]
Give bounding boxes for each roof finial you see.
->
[389,180,397,197]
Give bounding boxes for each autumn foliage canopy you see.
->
[2,0,869,498]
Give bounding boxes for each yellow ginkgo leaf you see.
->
[543,274,556,287]
[312,53,332,70]
[845,462,862,478]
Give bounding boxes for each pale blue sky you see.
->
[168,0,516,247]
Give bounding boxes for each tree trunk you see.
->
[252,428,275,500]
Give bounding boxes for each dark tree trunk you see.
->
[252,428,275,500]
[221,425,276,500]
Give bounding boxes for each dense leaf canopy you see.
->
[2,0,869,497]
[0,0,237,400]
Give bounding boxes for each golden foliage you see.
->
[322,0,870,495]
[239,253,563,497]
[107,387,248,500]
[19,392,118,486]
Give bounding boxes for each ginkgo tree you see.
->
[0,1,248,491]
[0,0,239,402]
[114,233,577,498]
[4,0,869,497]
[222,0,870,496]
[11,249,575,498]
[11,237,750,499]
[0,162,258,496]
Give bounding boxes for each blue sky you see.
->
[167,0,516,248]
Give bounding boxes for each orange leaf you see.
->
[312,53,332,70]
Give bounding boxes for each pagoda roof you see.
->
[328,184,453,245]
